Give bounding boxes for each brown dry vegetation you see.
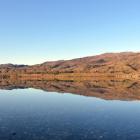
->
[1,52,140,101]
[0,52,140,80]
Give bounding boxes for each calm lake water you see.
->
[0,88,140,140]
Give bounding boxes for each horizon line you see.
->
[0,51,139,66]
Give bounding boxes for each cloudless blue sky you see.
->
[0,0,140,64]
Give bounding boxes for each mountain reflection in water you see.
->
[0,79,140,101]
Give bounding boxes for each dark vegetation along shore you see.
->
[0,52,140,80]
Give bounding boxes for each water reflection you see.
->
[0,79,140,100]
[0,79,140,139]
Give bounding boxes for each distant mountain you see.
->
[0,64,27,68]
[0,52,140,80]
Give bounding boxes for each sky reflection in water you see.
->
[0,88,140,140]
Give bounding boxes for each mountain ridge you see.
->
[0,52,140,80]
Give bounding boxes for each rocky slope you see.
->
[0,52,140,80]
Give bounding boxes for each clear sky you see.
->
[0,0,140,65]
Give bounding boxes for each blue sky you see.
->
[0,0,140,65]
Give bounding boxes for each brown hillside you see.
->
[0,52,140,80]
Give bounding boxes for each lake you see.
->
[0,85,140,140]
